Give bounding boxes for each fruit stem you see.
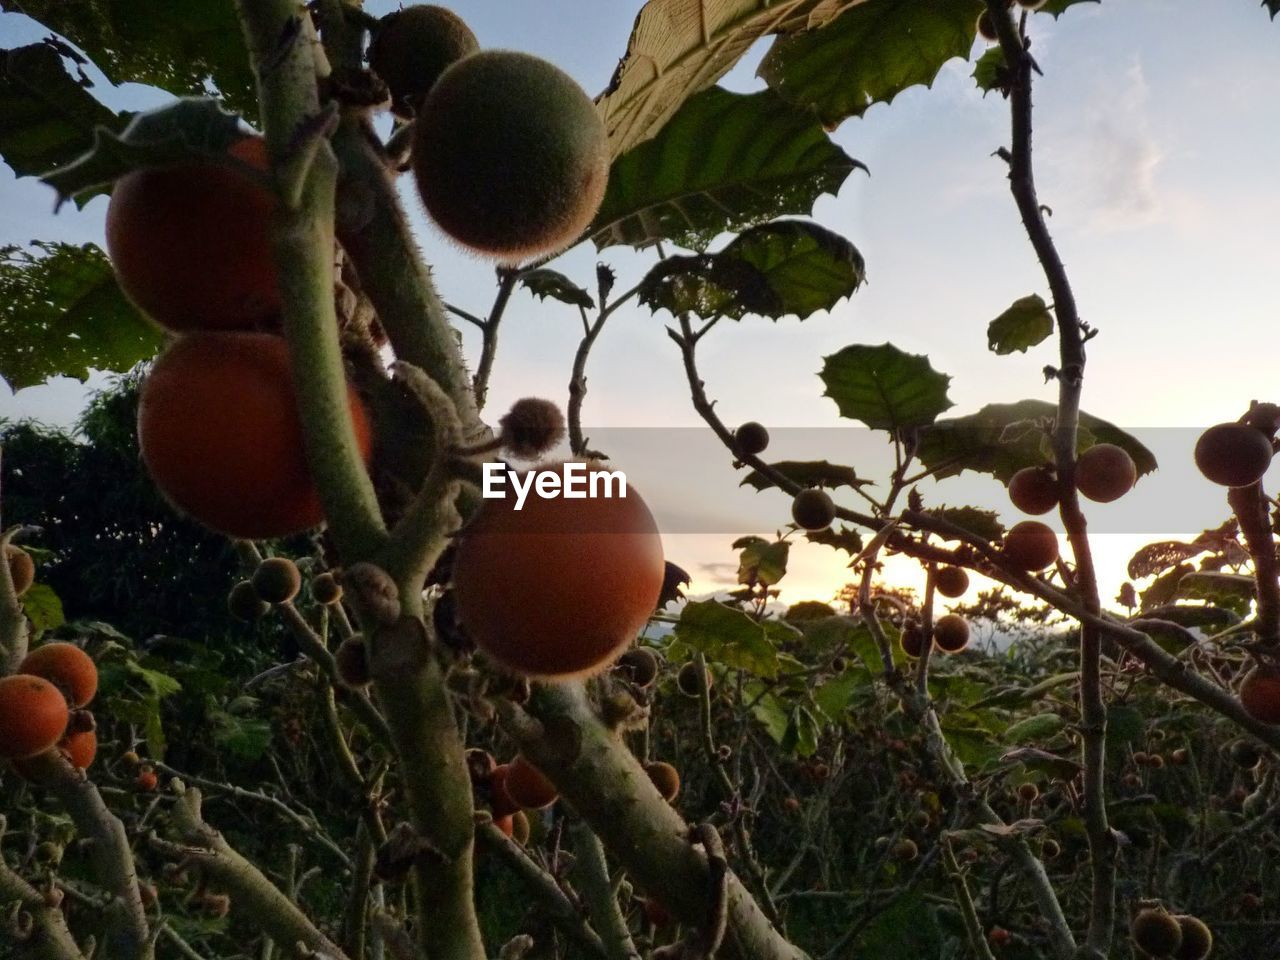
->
[1228,481,1280,644]
[568,820,642,960]
[473,269,520,411]
[941,839,999,960]
[235,0,388,564]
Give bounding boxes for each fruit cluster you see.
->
[0,643,99,774]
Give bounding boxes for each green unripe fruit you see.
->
[1172,916,1212,960]
[368,5,479,118]
[791,488,836,530]
[1131,908,1182,958]
[734,421,769,457]
[311,572,343,605]
[412,50,609,263]
[934,566,969,598]
[252,557,301,605]
[336,636,371,688]
[228,580,270,622]
[36,841,64,866]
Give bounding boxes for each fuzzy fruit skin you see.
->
[976,11,999,41]
[5,545,34,596]
[15,729,97,778]
[488,764,520,818]
[1002,521,1059,572]
[228,580,270,622]
[734,421,770,456]
[368,5,479,118]
[0,676,70,760]
[1075,443,1137,503]
[677,660,712,698]
[511,810,531,846]
[933,614,970,653]
[900,625,927,659]
[19,643,98,708]
[106,136,280,332]
[494,814,515,838]
[891,838,918,862]
[1240,668,1280,724]
[310,572,343,605]
[336,637,371,688]
[505,754,558,810]
[792,488,836,530]
[136,769,159,792]
[1008,466,1059,515]
[452,461,664,679]
[1172,915,1212,960]
[617,647,659,687]
[1131,909,1183,958]
[645,761,681,802]
[412,50,609,262]
[1194,422,1274,488]
[252,557,302,605]
[934,566,969,598]
[138,332,373,540]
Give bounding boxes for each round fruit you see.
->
[252,557,301,604]
[617,647,659,687]
[1001,521,1059,572]
[106,136,281,332]
[1131,908,1182,958]
[1170,748,1189,765]
[988,927,1012,948]
[734,422,769,457]
[1007,466,1059,515]
[676,660,713,698]
[452,461,664,679]
[1041,838,1061,859]
[891,838,918,862]
[488,764,520,818]
[783,796,801,813]
[368,5,479,118]
[505,754,558,810]
[336,636,371,688]
[499,398,566,461]
[1075,443,1137,503]
[1173,916,1212,960]
[934,566,969,598]
[511,810,531,846]
[791,488,836,531]
[645,761,680,802]
[5,545,34,596]
[412,51,609,263]
[465,748,497,784]
[136,768,159,792]
[138,332,373,540]
[900,624,927,659]
[0,676,70,760]
[311,572,343,605]
[1240,667,1280,725]
[977,10,999,41]
[494,814,514,838]
[1194,422,1274,488]
[1016,782,1040,803]
[228,580,270,622]
[61,729,97,770]
[19,643,97,707]
[933,614,970,654]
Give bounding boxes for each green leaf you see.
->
[520,269,594,309]
[738,539,790,587]
[758,0,984,128]
[916,399,1158,483]
[674,600,780,678]
[19,583,64,631]
[814,671,864,720]
[43,97,247,207]
[751,690,790,743]
[1106,705,1146,749]
[1266,0,1280,19]
[0,241,162,391]
[972,46,1008,93]
[3,0,258,119]
[1041,0,1101,16]
[820,342,954,431]
[599,0,874,158]
[988,294,1054,355]
[717,220,865,319]
[1004,713,1066,745]
[741,459,871,492]
[125,661,182,700]
[592,87,862,251]
[781,705,821,757]
[931,506,1005,542]
[805,524,865,555]
[0,44,123,201]
[211,711,272,762]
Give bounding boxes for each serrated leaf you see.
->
[717,220,864,319]
[0,44,124,203]
[805,524,864,555]
[674,600,780,678]
[972,46,1008,94]
[598,0,875,158]
[125,661,182,700]
[0,241,163,391]
[758,0,983,128]
[916,399,1158,483]
[751,691,790,743]
[592,87,862,251]
[520,269,594,309]
[3,0,258,119]
[19,582,64,631]
[988,294,1054,355]
[1266,0,1280,19]
[1004,713,1065,745]
[43,97,247,206]
[814,671,864,720]
[1176,571,1256,608]
[741,459,870,492]
[739,539,790,587]
[821,342,953,431]
[931,506,1004,542]
[1127,540,1207,580]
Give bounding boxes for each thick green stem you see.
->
[236,0,388,563]
[569,821,640,960]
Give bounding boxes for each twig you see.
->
[473,270,520,411]
[566,820,638,960]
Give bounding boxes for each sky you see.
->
[2,0,1279,610]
